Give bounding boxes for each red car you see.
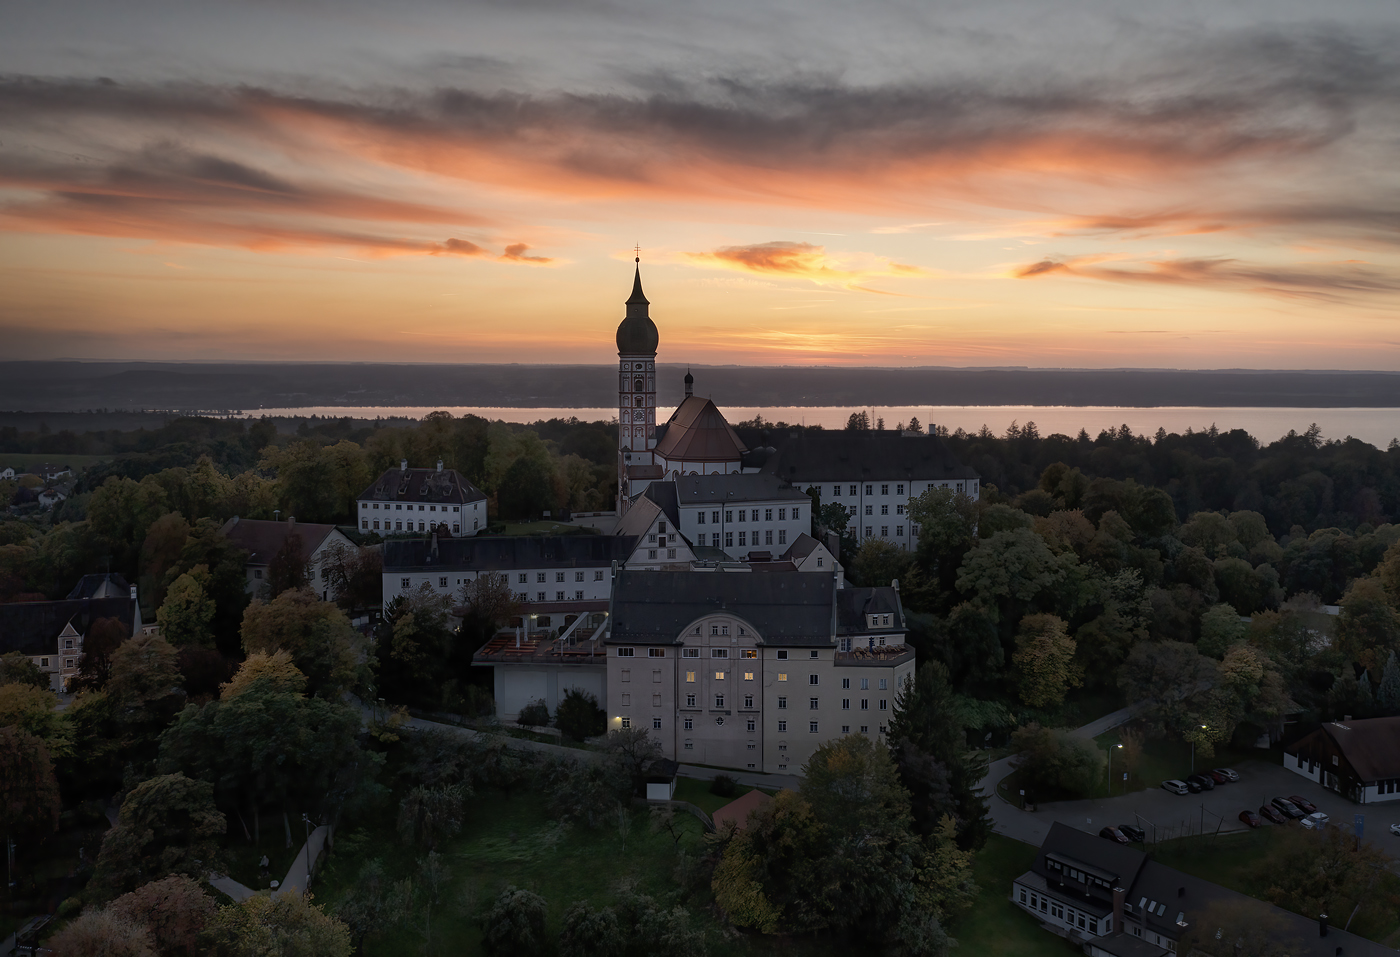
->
[1239,810,1262,828]
[1289,795,1318,814]
[1099,826,1130,844]
[1259,805,1287,824]
[1205,770,1230,785]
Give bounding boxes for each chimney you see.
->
[1319,913,1329,938]
[400,458,408,472]
[436,459,444,473]
[1112,885,1125,931]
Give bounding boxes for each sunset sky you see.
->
[2,0,1398,368]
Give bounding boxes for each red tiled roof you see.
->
[654,396,747,462]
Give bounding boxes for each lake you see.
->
[245,405,1400,449]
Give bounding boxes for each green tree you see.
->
[397,784,468,850]
[559,900,626,957]
[1117,641,1217,737]
[886,661,990,849]
[166,518,251,657]
[1198,603,1247,659]
[850,538,913,587]
[107,635,187,766]
[264,532,309,598]
[0,649,49,689]
[260,439,370,526]
[956,527,1065,620]
[0,727,61,852]
[1376,651,1400,715]
[335,858,411,953]
[1337,577,1400,675]
[1009,724,1105,799]
[157,568,216,648]
[240,587,365,699]
[907,486,978,596]
[89,773,226,901]
[74,616,129,691]
[555,689,606,741]
[205,891,352,957]
[481,886,549,957]
[0,682,72,757]
[1011,613,1082,708]
[139,511,191,612]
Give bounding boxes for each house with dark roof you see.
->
[605,568,913,774]
[1286,717,1400,803]
[356,458,487,538]
[0,578,141,691]
[667,472,811,561]
[1017,822,1393,956]
[219,516,355,601]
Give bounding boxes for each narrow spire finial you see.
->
[634,242,640,263]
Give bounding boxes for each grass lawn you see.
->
[672,776,757,816]
[946,835,1077,956]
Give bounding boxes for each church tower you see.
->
[616,259,658,510]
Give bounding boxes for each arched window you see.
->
[635,396,644,407]
[634,378,645,392]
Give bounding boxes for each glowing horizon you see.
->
[2,0,1399,368]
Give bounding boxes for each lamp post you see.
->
[1191,724,1207,774]
[1109,743,1124,795]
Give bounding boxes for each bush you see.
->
[481,886,549,956]
[555,689,605,741]
[709,775,739,798]
[1009,723,1106,799]
[517,699,550,727]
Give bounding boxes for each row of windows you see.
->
[695,507,800,524]
[622,646,814,659]
[861,525,904,538]
[363,502,464,512]
[620,361,654,371]
[514,571,606,584]
[695,529,787,548]
[34,656,77,669]
[512,591,586,601]
[853,503,904,516]
[370,520,466,532]
[1017,889,1104,937]
[832,484,903,497]
[666,722,886,740]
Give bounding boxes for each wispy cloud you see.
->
[1014,255,1400,302]
[687,240,921,290]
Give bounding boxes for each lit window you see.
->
[744,672,754,681]
[778,673,787,682]
[714,672,726,680]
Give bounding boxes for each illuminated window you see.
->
[685,671,696,682]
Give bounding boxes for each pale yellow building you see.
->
[606,569,914,775]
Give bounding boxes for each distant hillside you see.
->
[5,361,1400,412]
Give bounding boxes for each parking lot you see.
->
[1030,758,1400,847]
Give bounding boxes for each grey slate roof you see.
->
[839,587,902,629]
[0,596,134,657]
[766,431,978,483]
[609,570,835,646]
[1294,717,1400,782]
[357,466,486,506]
[670,472,810,506]
[384,535,636,572]
[638,482,681,527]
[66,573,131,600]
[220,517,336,567]
[608,572,905,646]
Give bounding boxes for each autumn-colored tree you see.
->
[46,909,157,957]
[240,587,364,698]
[89,773,226,901]
[205,891,352,957]
[320,542,383,612]
[0,682,72,757]
[139,511,191,612]
[220,650,307,699]
[1011,613,1082,708]
[1337,577,1400,675]
[108,874,217,957]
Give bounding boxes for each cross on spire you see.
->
[634,243,640,263]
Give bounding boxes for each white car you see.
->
[1301,812,1330,829]
[1161,779,1190,795]
[1389,823,1400,837]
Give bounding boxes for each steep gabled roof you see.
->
[66,573,131,600]
[1303,717,1400,781]
[0,596,135,657]
[220,518,337,567]
[357,466,486,506]
[654,396,747,462]
[835,587,904,634]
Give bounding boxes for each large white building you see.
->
[356,459,488,538]
[614,262,979,550]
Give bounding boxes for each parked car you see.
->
[1162,779,1190,795]
[1389,823,1400,837]
[1259,805,1288,825]
[1213,768,1240,782]
[1289,795,1318,814]
[1204,770,1230,785]
[1271,797,1306,819]
[1186,774,1216,791]
[1118,824,1146,843]
[1239,810,1262,828]
[1099,826,1130,844]
[1300,812,1330,829]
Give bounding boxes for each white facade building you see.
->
[357,459,487,538]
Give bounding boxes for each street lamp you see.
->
[1109,743,1124,795]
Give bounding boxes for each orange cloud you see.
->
[687,241,922,290]
[499,242,553,264]
[1015,255,1400,302]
